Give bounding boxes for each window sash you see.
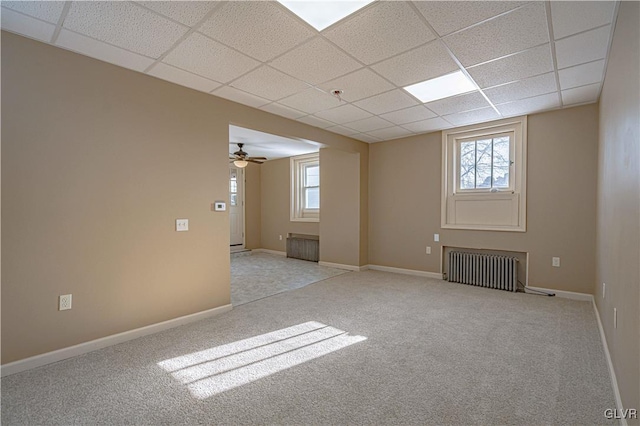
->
[455,131,514,193]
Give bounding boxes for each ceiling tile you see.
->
[561,83,600,106]
[443,107,500,126]
[1,7,56,42]
[57,29,155,72]
[64,2,188,58]
[367,126,414,141]
[326,125,360,137]
[137,1,217,27]
[2,1,65,23]
[147,62,221,93]
[270,37,362,85]
[163,33,259,83]
[297,115,336,129]
[324,1,436,65]
[496,92,560,117]
[555,25,611,69]
[199,2,315,62]
[484,72,558,104]
[379,105,437,125]
[344,116,394,133]
[401,117,452,133]
[351,133,382,143]
[212,86,270,108]
[315,104,372,124]
[425,91,490,116]
[371,41,459,87]
[318,68,394,102]
[414,1,529,37]
[354,90,419,115]
[467,44,554,88]
[279,88,343,114]
[444,2,549,67]
[551,1,615,40]
[558,60,605,90]
[259,103,306,120]
[230,66,309,101]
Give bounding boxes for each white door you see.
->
[229,166,245,251]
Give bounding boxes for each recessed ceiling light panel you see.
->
[404,71,477,104]
[278,0,375,31]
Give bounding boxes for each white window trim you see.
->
[441,116,527,232]
[291,153,319,222]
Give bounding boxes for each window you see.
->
[229,170,238,206]
[458,134,512,191]
[442,116,527,232]
[291,153,320,221]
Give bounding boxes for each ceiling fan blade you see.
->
[248,156,267,160]
[247,159,265,164]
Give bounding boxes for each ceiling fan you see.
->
[229,143,267,168]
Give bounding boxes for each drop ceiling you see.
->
[1,1,619,143]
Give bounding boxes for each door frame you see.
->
[229,165,246,252]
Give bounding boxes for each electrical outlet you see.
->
[614,308,617,329]
[426,246,431,255]
[552,257,560,267]
[603,283,606,299]
[59,294,72,311]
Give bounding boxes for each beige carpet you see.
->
[1,271,616,425]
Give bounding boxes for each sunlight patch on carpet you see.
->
[158,321,366,399]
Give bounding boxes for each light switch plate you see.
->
[214,201,226,212]
[552,257,560,267]
[434,234,440,242]
[176,219,189,232]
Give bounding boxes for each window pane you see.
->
[230,194,237,206]
[230,181,237,193]
[305,165,319,187]
[305,187,319,209]
[459,141,476,189]
[475,139,492,188]
[492,137,510,188]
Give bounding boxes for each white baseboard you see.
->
[593,299,627,426]
[252,248,286,256]
[1,304,233,377]
[366,264,443,280]
[525,286,593,301]
[318,261,364,271]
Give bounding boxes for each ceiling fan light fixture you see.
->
[233,160,249,168]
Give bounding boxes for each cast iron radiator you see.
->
[286,234,319,262]
[448,251,518,292]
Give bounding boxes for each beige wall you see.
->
[369,104,599,294]
[1,32,368,363]
[244,163,261,250]
[595,0,640,414]
[319,148,361,266]
[257,150,363,269]
[260,157,319,252]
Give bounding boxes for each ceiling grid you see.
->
[0,0,619,143]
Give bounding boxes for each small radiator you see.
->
[286,235,319,262]
[448,251,518,292]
